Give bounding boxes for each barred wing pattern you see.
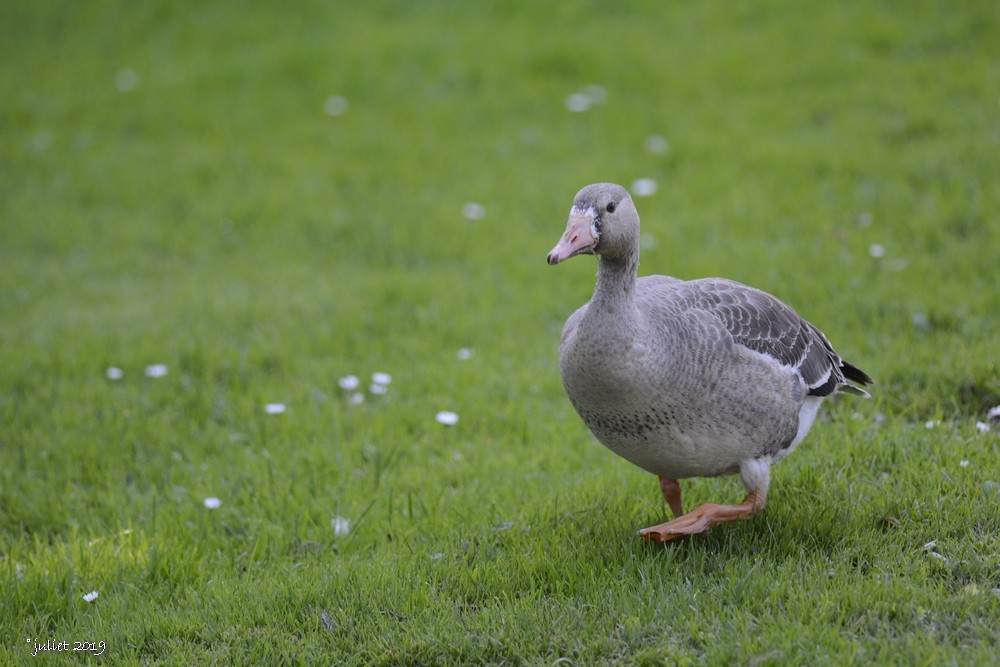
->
[687,279,873,397]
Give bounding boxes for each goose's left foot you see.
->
[638,491,764,543]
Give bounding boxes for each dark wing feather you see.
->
[687,279,873,397]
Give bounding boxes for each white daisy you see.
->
[115,68,137,91]
[144,364,168,378]
[435,411,459,426]
[338,375,360,391]
[462,202,486,220]
[331,516,350,536]
[631,178,658,197]
[324,95,349,116]
[564,93,591,113]
[644,135,669,154]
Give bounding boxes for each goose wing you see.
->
[686,278,873,397]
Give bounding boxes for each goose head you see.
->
[546,183,639,265]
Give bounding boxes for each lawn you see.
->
[2,0,998,664]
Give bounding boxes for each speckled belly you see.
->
[560,326,800,479]
[569,389,797,480]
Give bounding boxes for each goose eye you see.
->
[606,202,616,213]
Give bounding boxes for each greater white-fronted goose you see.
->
[547,183,873,542]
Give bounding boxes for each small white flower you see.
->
[457,347,475,361]
[203,497,221,509]
[435,411,459,426]
[564,92,591,113]
[106,366,124,380]
[462,202,486,220]
[631,178,658,197]
[975,421,990,434]
[82,591,99,602]
[857,211,873,227]
[924,420,938,429]
[331,516,350,536]
[265,403,286,415]
[644,135,669,154]
[987,405,1000,422]
[960,460,970,468]
[338,375,360,391]
[369,383,388,395]
[868,243,886,259]
[144,364,168,378]
[324,95,349,116]
[115,68,137,91]
[371,372,392,386]
[430,552,443,560]
[348,392,365,406]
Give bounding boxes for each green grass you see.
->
[2,0,998,664]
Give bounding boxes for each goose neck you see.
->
[592,253,638,311]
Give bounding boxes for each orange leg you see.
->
[658,476,684,517]
[638,490,765,543]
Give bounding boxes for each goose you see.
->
[547,183,873,542]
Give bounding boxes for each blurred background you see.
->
[2,1,998,660]
[3,1,997,419]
